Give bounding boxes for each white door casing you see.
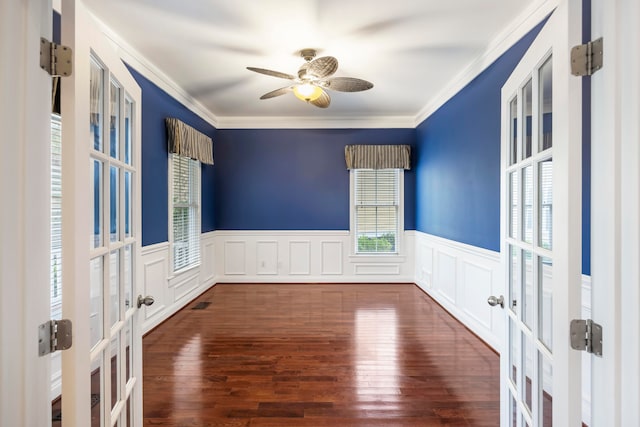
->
[0,0,53,426]
[61,0,143,425]
[590,0,640,424]
[499,0,583,425]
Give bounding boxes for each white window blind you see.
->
[354,169,399,253]
[51,114,63,319]
[171,154,201,271]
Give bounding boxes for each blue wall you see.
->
[126,66,217,246]
[214,129,416,230]
[415,21,546,252]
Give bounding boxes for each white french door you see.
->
[499,1,583,425]
[61,0,143,425]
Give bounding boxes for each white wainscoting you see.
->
[140,231,216,333]
[414,232,502,350]
[214,230,415,283]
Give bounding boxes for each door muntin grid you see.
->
[89,53,138,426]
[504,53,554,427]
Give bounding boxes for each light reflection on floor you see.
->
[355,308,400,408]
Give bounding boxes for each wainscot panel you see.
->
[214,231,414,283]
[414,232,501,350]
[140,232,216,333]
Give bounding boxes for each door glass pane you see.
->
[125,97,132,165]
[510,317,519,387]
[523,334,534,413]
[110,166,119,243]
[523,250,534,328]
[110,334,120,410]
[126,396,131,427]
[539,57,553,151]
[90,357,102,427]
[541,354,553,426]
[124,171,132,239]
[90,256,104,350]
[110,81,120,159]
[91,160,103,249]
[90,58,104,153]
[523,79,533,159]
[510,97,518,165]
[124,245,132,312]
[523,166,533,243]
[539,257,553,350]
[510,246,520,314]
[110,250,120,327]
[539,159,553,250]
[510,172,519,239]
[125,318,133,383]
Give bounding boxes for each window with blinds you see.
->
[171,153,201,271]
[354,169,399,253]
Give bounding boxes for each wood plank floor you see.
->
[143,284,499,426]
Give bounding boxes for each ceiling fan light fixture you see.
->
[293,83,323,102]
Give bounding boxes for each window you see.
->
[352,169,401,254]
[51,114,63,320]
[171,153,201,271]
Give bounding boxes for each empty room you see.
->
[2,0,639,426]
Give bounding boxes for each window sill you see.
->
[348,254,406,263]
[168,263,200,281]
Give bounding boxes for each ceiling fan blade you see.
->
[310,89,331,108]
[259,86,292,99]
[307,56,338,78]
[246,67,296,80]
[324,77,374,92]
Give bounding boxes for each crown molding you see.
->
[413,0,558,127]
[68,0,556,131]
[216,115,416,129]
[86,10,220,128]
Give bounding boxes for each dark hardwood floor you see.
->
[143,284,500,426]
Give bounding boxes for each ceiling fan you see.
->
[246,49,374,108]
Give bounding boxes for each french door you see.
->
[499,1,583,425]
[61,0,143,425]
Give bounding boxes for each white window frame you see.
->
[168,153,201,273]
[349,169,404,256]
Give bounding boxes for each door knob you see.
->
[487,295,504,308]
[137,295,155,309]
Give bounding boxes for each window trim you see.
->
[168,153,201,274]
[349,168,404,256]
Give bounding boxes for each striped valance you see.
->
[344,144,411,170]
[165,117,214,165]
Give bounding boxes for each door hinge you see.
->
[40,37,72,77]
[38,319,73,356]
[570,319,602,357]
[571,37,603,76]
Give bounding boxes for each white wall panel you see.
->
[289,241,311,275]
[321,241,343,275]
[202,239,215,283]
[461,261,493,330]
[224,241,246,275]
[257,241,278,275]
[213,231,414,283]
[143,254,167,320]
[436,252,457,304]
[415,232,501,350]
[140,232,216,333]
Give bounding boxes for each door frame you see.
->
[0,0,53,426]
[590,0,640,424]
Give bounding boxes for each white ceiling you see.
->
[81,0,546,127]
